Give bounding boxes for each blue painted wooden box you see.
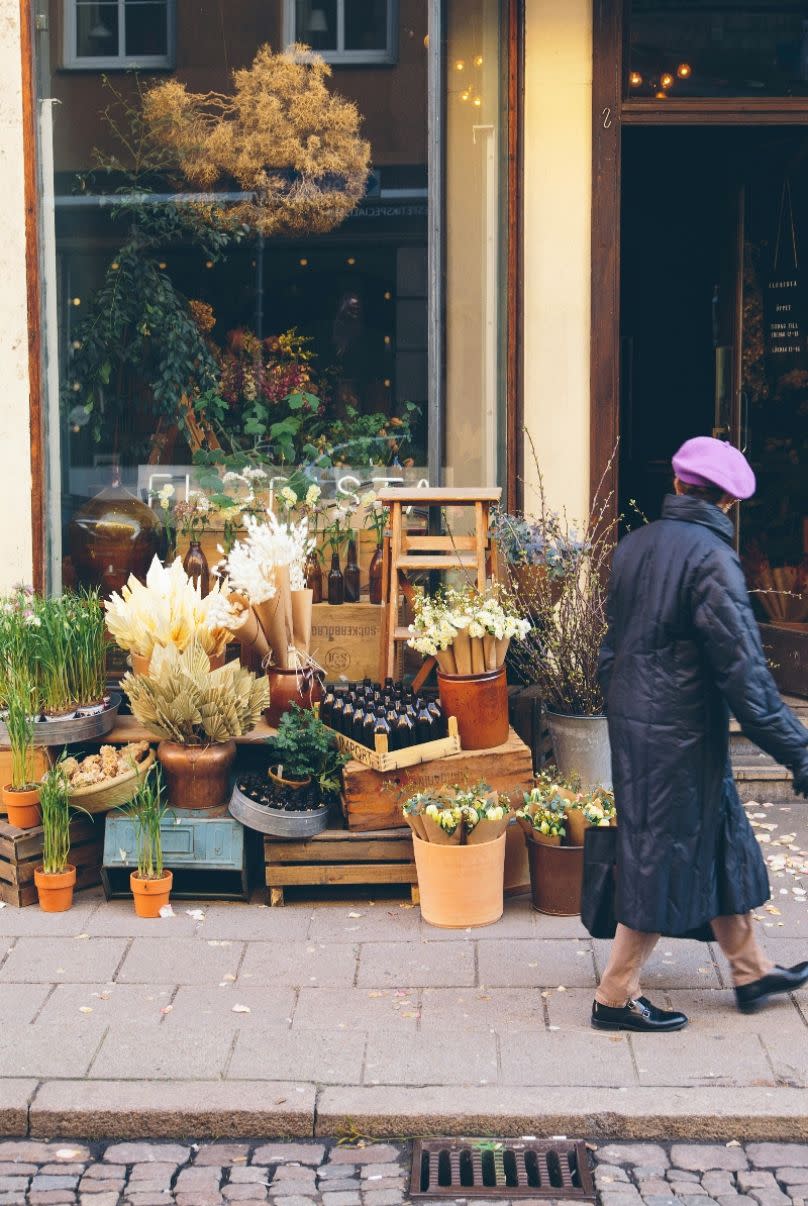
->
[102,812,249,900]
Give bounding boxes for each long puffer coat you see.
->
[598,493,808,936]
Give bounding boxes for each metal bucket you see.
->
[525,835,584,916]
[546,711,612,790]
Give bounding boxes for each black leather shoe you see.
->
[591,996,688,1032]
[735,963,808,1013]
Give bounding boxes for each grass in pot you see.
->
[34,763,86,912]
[120,765,173,918]
[123,639,268,811]
[1,672,42,828]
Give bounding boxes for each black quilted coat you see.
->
[598,493,808,936]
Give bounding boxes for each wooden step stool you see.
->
[377,487,501,683]
[264,826,418,906]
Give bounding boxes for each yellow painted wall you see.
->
[0,0,34,589]
[522,0,592,526]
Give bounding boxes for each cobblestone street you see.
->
[3,1139,808,1206]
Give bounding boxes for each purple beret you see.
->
[672,436,756,500]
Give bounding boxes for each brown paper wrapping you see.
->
[232,605,270,662]
[404,812,428,842]
[466,815,511,845]
[422,816,462,845]
[291,588,313,659]
[483,633,498,672]
[435,648,457,675]
[470,636,486,676]
[452,628,473,675]
[254,593,289,669]
[494,636,510,668]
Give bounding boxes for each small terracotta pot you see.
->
[157,741,236,810]
[413,831,506,929]
[130,869,173,918]
[2,784,41,829]
[525,832,584,915]
[264,667,325,728]
[437,666,509,750]
[34,864,76,913]
[268,767,312,791]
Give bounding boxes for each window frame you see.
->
[283,0,399,66]
[63,0,176,71]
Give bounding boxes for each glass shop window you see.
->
[285,0,398,64]
[64,0,175,69]
[627,0,808,99]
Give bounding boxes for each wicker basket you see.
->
[67,749,156,815]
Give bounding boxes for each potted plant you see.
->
[34,764,83,913]
[2,669,41,829]
[122,765,173,918]
[407,585,530,750]
[402,783,511,928]
[229,703,347,837]
[491,507,583,608]
[123,640,268,811]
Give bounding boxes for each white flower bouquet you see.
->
[402,783,511,846]
[407,585,530,675]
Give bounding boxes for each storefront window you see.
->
[627,1,808,98]
[34,0,509,594]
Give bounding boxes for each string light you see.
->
[383,291,392,300]
[455,59,465,70]
[384,378,391,387]
[629,70,643,87]
[346,256,356,266]
[72,297,81,306]
[660,72,674,89]
[384,335,391,345]
[677,62,692,78]
[460,89,470,101]
[473,54,483,67]
[110,262,119,271]
[205,260,213,269]
[655,90,667,99]
[299,257,309,267]
[473,96,482,107]
[158,261,167,270]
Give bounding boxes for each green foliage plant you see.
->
[4,672,37,791]
[39,765,74,876]
[270,704,347,795]
[123,764,168,881]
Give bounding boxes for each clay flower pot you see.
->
[413,831,506,929]
[268,767,312,792]
[2,784,41,829]
[157,740,237,811]
[34,865,76,913]
[130,869,173,919]
[437,666,509,750]
[264,667,324,728]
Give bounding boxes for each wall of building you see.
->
[0,0,34,590]
[521,0,592,524]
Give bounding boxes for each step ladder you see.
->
[378,486,502,685]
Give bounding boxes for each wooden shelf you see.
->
[100,715,279,745]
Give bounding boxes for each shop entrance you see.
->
[620,126,808,661]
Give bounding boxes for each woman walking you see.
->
[593,436,808,1033]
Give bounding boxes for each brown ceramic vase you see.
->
[437,665,509,750]
[264,667,325,728]
[157,741,236,810]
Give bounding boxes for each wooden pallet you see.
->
[0,815,104,907]
[264,825,418,907]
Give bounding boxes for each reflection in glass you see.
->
[124,1,168,57]
[76,2,119,57]
[295,0,338,50]
[345,0,388,50]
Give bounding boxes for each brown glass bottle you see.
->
[344,538,360,603]
[327,551,344,605]
[368,544,383,605]
[304,551,323,603]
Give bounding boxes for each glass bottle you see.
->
[328,551,344,605]
[304,551,323,603]
[341,694,355,737]
[352,699,366,744]
[385,702,400,750]
[344,538,360,603]
[373,705,392,747]
[368,544,384,605]
[396,706,416,749]
[416,699,435,744]
[331,690,347,732]
[183,540,210,596]
[427,699,446,737]
[362,704,377,748]
[320,686,336,727]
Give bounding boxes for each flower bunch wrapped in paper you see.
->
[406,585,531,675]
[104,557,240,663]
[517,767,616,845]
[402,782,512,846]
[219,512,315,671]
[516,788,568,842]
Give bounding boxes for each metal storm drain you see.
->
[410,1138,595,1199]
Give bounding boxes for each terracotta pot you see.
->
[268,767,312,791]
[2,784,41,829]
[130,869,173,918]
[525,832,584,915]
[264,666,325,728]
[34,864,76,913]
[157,741,236,810]
[437,666,509,751]
[413,831,506,929]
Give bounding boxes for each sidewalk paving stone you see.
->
[169,985,296,1028]
[116,937,243,984]
[476,938,597,987]
[239,941,358,987]
[306,906,422,944]
[198,904,313,941]
[0,981,51,1023]
[363,1030,498,1085]
[631,1033,775,1087]
[36,982,174,1025]
[90,1025,237,1079]
[499,1030,636,1086]
[228,1028,366,1083]
[0,1024,103,1078]
[357,940,475,987]
[292,987,420,1031]
[419,986,541,1031]
[0,936,127,982]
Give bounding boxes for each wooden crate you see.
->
[341,726,534,832]
[327,716,461,772]
[0,815,104,907]
[508,684,553,771]
[264,825,418,906]
[311,601,383,682]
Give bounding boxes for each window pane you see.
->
[75,2,119,58]
[345,0,388,52]
[628,1,808,98]
[295,0,338,51]
[124,1,168,57]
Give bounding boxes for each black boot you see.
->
[735,963,808,1013]
[591,996,688,1033]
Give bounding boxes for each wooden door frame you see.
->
[506,0,525,512]
[590,1,808,515]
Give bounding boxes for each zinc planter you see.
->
[525,834,584,916]
[437,666,509,751]
[413,831,506,929]
[34,864,76,913]
[546,711,613,790]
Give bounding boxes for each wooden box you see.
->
[327,716,461,772]
[264,825,418,906]
[0,815,104,907]
[311,601,383,682]
[341,726,535,832]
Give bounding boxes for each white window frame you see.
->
[283,0,398,66]
[63,0,176,70]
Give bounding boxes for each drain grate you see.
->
[410,1138,595,1199]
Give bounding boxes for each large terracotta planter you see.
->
[437,666,509,751]
[413,831,506,929]
[34,865,76,913]
[130,870,173,918]
[546,711,613,790]
[525,833,584,916]
[2,784,41,829]
[157,741,236,811]
[264,667,324,728]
